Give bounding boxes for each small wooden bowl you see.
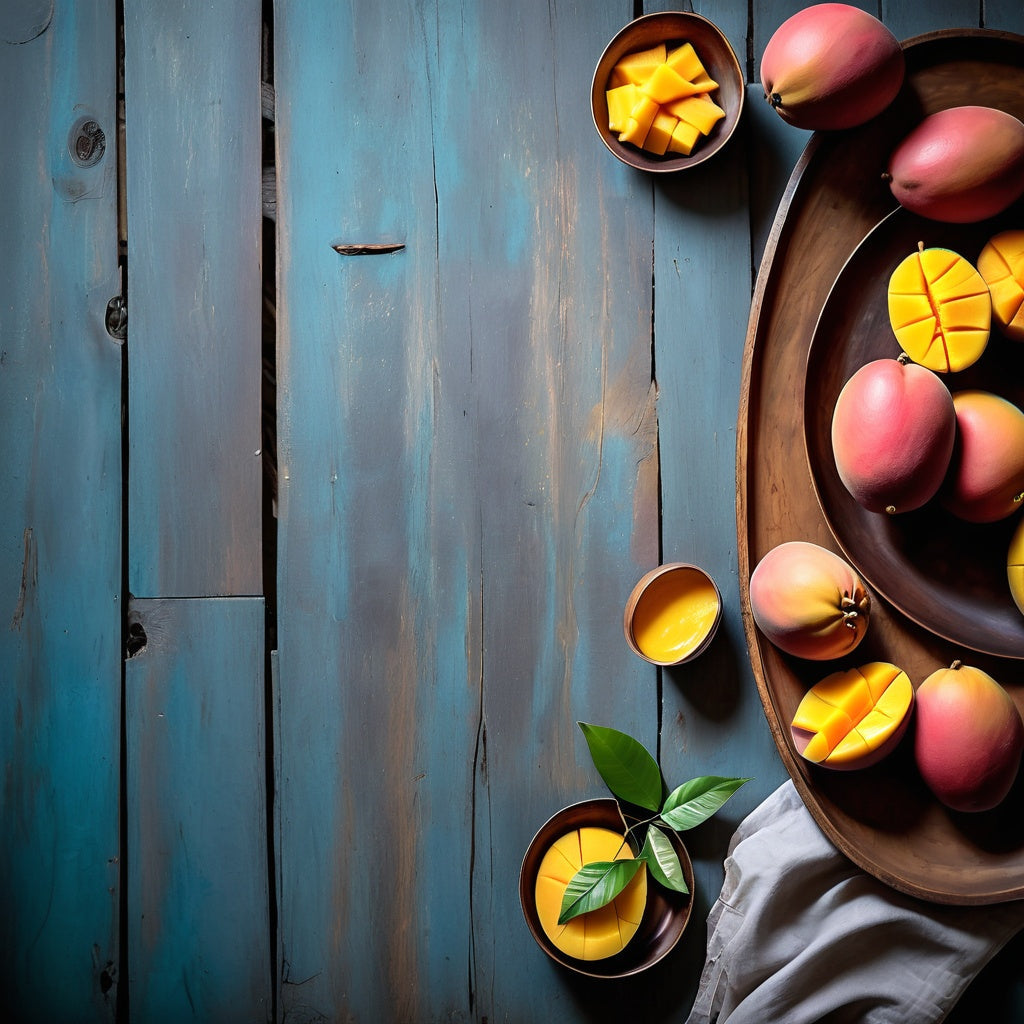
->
[624,562,722,666]
[591,11,745,173]
[519,798,694,978]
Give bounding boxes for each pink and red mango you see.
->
[831,357,956,514]
[887,106,1024,223]
[760,3,904,131]
[914,662,1024,812]
[941,390,1024,523]
[749,540,870,660]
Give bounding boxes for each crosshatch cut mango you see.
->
[790,662,914,770]
[1008,515,1024,616]
[978,229,1024,341]
[887,242,991,372]
[534,826,647,961]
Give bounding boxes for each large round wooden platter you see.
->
[738,29,1024,905]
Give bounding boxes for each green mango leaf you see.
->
[557,857,645,925]
[640,825,689,894]
[578,722,663,811]
[660,775,751,832]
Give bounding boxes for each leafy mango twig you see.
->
[557,722,750,926]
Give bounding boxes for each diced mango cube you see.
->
[665,93,726,135]
[606,83,640,134]
[668,119,701,155]
[640,62,702,104]
[609,42,667,86]
[643,111,679,156]
[618,94,659,146]
[665,42,705,82]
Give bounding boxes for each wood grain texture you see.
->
[126,597,270,1023]
[0,2,122,1019]
[273,1,662,1020]
[123,0,263,599]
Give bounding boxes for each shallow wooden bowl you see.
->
[519,798,694,978]
[804,203,1024,661]
[591,11,744,173]
[623,562,722,666]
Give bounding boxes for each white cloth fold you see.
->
[685,781,1024,1024]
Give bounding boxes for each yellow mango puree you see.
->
[534,826,647,960]
[632,569,719,663]
[606,41,724,157]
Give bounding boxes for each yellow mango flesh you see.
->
[887,245,991,372]
[534,826,647,960]
[605,40,723,158]
[1009,515,1024,616]
[791,662,913,768]
[978,229,1024,341]
[631,568,720,663]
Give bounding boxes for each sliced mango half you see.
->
[887,243,991,373]
[791,662,914,770]
[977,229,1024,342]
[534,826,647,960]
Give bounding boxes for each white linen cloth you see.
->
[684,781,1024,1024]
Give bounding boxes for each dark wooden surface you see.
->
[3,1,1024,1022]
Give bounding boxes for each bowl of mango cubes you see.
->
[592,11,745,172]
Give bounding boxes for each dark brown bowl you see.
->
[519,798,694,978]
[591,11,745,173]
[803,202,1024,660]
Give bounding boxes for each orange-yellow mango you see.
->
[748,540,870,660]
[1010,516,1024,616]
[942,390,1024,523]
[977,229,1024,341]
[534,826,647,961]
[914,662,1024,812]
[887,243,991,373]
[791,662,913,770]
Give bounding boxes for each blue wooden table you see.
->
[3,2,1024,1022]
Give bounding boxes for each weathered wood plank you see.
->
[274,1,662,1020]
[123,0,263,599]
[125,597,270,1023]
[641,4,791,1014]
[0,2,122,1020]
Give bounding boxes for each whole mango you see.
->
[749,540,870,660]
[914,661,1024,812]
[941,390,1024,523]
[831,356,956,514]
[760,4,904,131]
[886,106,1024,223]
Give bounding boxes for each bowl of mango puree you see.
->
[519,798,695,977]
[624,562,722,666]
[591,11,745,172]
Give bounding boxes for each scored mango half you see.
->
[791,662,914,770]
[977,229,1024,342]
[1009,515,1024,616]
[887,243,991,372]
[534,826,647,961]
[606,41,724,157]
